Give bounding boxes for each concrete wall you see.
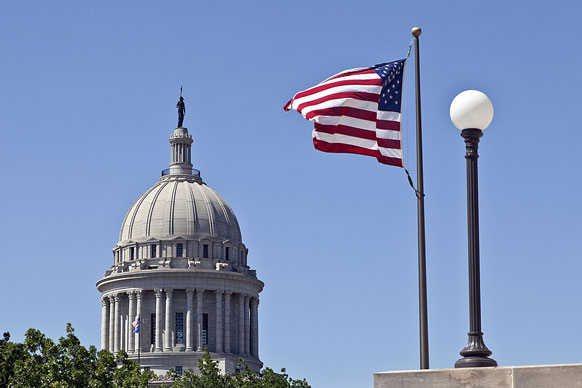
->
[374,364,582,388]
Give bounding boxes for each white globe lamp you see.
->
[450,90,494,131]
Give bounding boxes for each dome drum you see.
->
[112,238,248,270]
[104,255,254,278]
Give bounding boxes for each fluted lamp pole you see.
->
[450,90,498,368]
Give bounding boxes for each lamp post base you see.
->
[455,331,497,368]
[455,356,498,368]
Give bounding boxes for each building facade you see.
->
[96,125,263,375]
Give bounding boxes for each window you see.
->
[175,313,184,344]
[151,244,156,258]
[151,313,156,346]
[241,250,245,265]
[143,367,151,371]
[129,247,135,261]
[225,247,230,260]
[202,313,208,345]
[175,366,183,376]
[176,243,183,258]
[203,244,209,258]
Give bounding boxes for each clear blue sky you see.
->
[1,1,581,387]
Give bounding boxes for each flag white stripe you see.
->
[313,115,376,131]
[378,147,403,158]
[377,111,401,121]
[376,129,401,140]
[313,131,378,150]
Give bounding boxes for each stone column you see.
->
[135,290,142,353]
[120,315,124,351]
[108,296,115,351]
[215,290,223,353]
[154,289,163,352]
[164,289,173,351]
[196,289,204,351]
[122,315,127,351]
[238,294,245,355]
[224,292,231,354]
[113,294,120,353]
[101,297,108,350]
[127,292,135,353]
[244,296,250,356]
[250,297,259,357]
[186,289,194,351]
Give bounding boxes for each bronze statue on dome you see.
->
[176,87,186,128]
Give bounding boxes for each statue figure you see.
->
[176,95,186,128]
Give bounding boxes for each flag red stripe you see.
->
[314,123,376,141]
[376,155,404,167]
[314,139,403,167]
[377,138,401,149]
[314,138,379,157]
[283,98,293,111]
[376,119,401,131]
[306,106,377,122]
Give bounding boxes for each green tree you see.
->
[170,350,310,388]
[2,326,308,388]
[0,331,27,387]
[170,351,234,388]
[1,324,154,388]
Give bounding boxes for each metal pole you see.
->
[138,327,141,366]
[454,128,497,368]
[411,26,429,370]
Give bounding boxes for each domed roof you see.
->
[118,178,242,244]
[117,126,242,245]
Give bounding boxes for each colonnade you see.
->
[100,288,259,357]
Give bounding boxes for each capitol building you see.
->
[96,116,263,375]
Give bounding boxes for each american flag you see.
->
[284,59,406,167]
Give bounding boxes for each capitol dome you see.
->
[97,121,263,377]
[119,177,243,244]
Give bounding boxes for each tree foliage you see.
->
[169,350,311,388]
[0,324,153,388]
[1,325,309,388]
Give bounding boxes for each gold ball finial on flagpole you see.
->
[412,26,422,37]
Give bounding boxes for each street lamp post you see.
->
[450,90,498,368]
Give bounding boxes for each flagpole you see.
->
[138,328,141,366]
[411,26,429,370]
